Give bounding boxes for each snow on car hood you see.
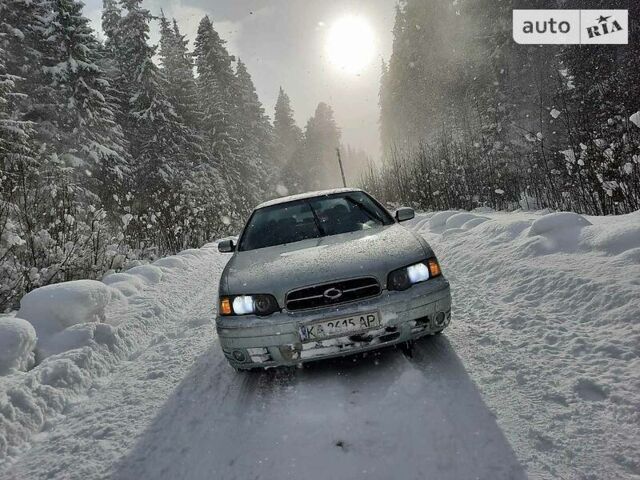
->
[221,224,431,302]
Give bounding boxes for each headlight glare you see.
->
[233,295,255,315]
[407,262,430,283]
[388,258,440,291]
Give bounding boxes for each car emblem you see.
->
[323,287,343,300]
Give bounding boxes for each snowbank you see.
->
[103,272,147,297]
[461,217,489,230]
[445,212,479,229]
[415,208,640,259]
[527,211,591,236]
[0,245,223,461]
[126,265,163,284]
[428,210,459,229]
[17,280,122,341]
[411,208,640,478]
[153,256,188,269]
[0,317,37,375]
[35,322,121,359]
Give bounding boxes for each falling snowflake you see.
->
[121,213,133,227]
[275,184,289,196]
[560,149,576,163]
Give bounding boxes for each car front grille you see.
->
[286,277,381,311]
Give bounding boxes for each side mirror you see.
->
[218,239,235,253]
[395,207,415,222]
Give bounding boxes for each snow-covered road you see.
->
[1,209,639,479]
[109,335,523,480]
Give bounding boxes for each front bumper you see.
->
[216,277,452,370]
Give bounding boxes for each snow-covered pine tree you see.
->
[0,39,35,309]
[235,59,271,156]
[1,0,117,307]
[194,18,230,151]
[273,86,303,167]
[1,0,48,309]
[38,0,129,209]
[102,0,121,55]
[234,58,277,194]
[0,0,45,84]
[0,5,36,168]
[99,0,128,131]
[158,14,234,241]
[301,102,341,191]
[0,15,38,242]
[118,0,208,251]
[194,16,254,213]
[158,13,200,129]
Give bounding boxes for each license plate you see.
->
[299,312,381,342]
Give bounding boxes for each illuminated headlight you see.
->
[233,296,255,315]
[388,258,442,291]
[220,294,279,316]
[407,263,430,283]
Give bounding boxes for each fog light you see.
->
[434,312,446,327]
[232,350,246,362]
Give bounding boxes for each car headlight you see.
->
[219,294,279,316]
[387,257,442,291]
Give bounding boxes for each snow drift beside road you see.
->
[0,243,223,461]
[0,316,37,375]
[19,280,120,333]
[408,208,640,479]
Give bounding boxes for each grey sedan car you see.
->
[216,188,452,370]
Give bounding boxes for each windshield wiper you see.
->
[344,196,384,224]
[307,202,327,236]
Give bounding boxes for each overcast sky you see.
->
[84,0,397,158]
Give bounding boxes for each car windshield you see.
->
[238,192,395,251]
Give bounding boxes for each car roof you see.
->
[255,188,365,210]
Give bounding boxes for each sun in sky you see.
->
[326,15,376,75]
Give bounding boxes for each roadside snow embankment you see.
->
[0,317,37,375]
[0,243,222,462]
[409,208,640,479]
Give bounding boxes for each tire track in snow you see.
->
[110,338,524,480]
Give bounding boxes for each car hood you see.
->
[221,224,432,304]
